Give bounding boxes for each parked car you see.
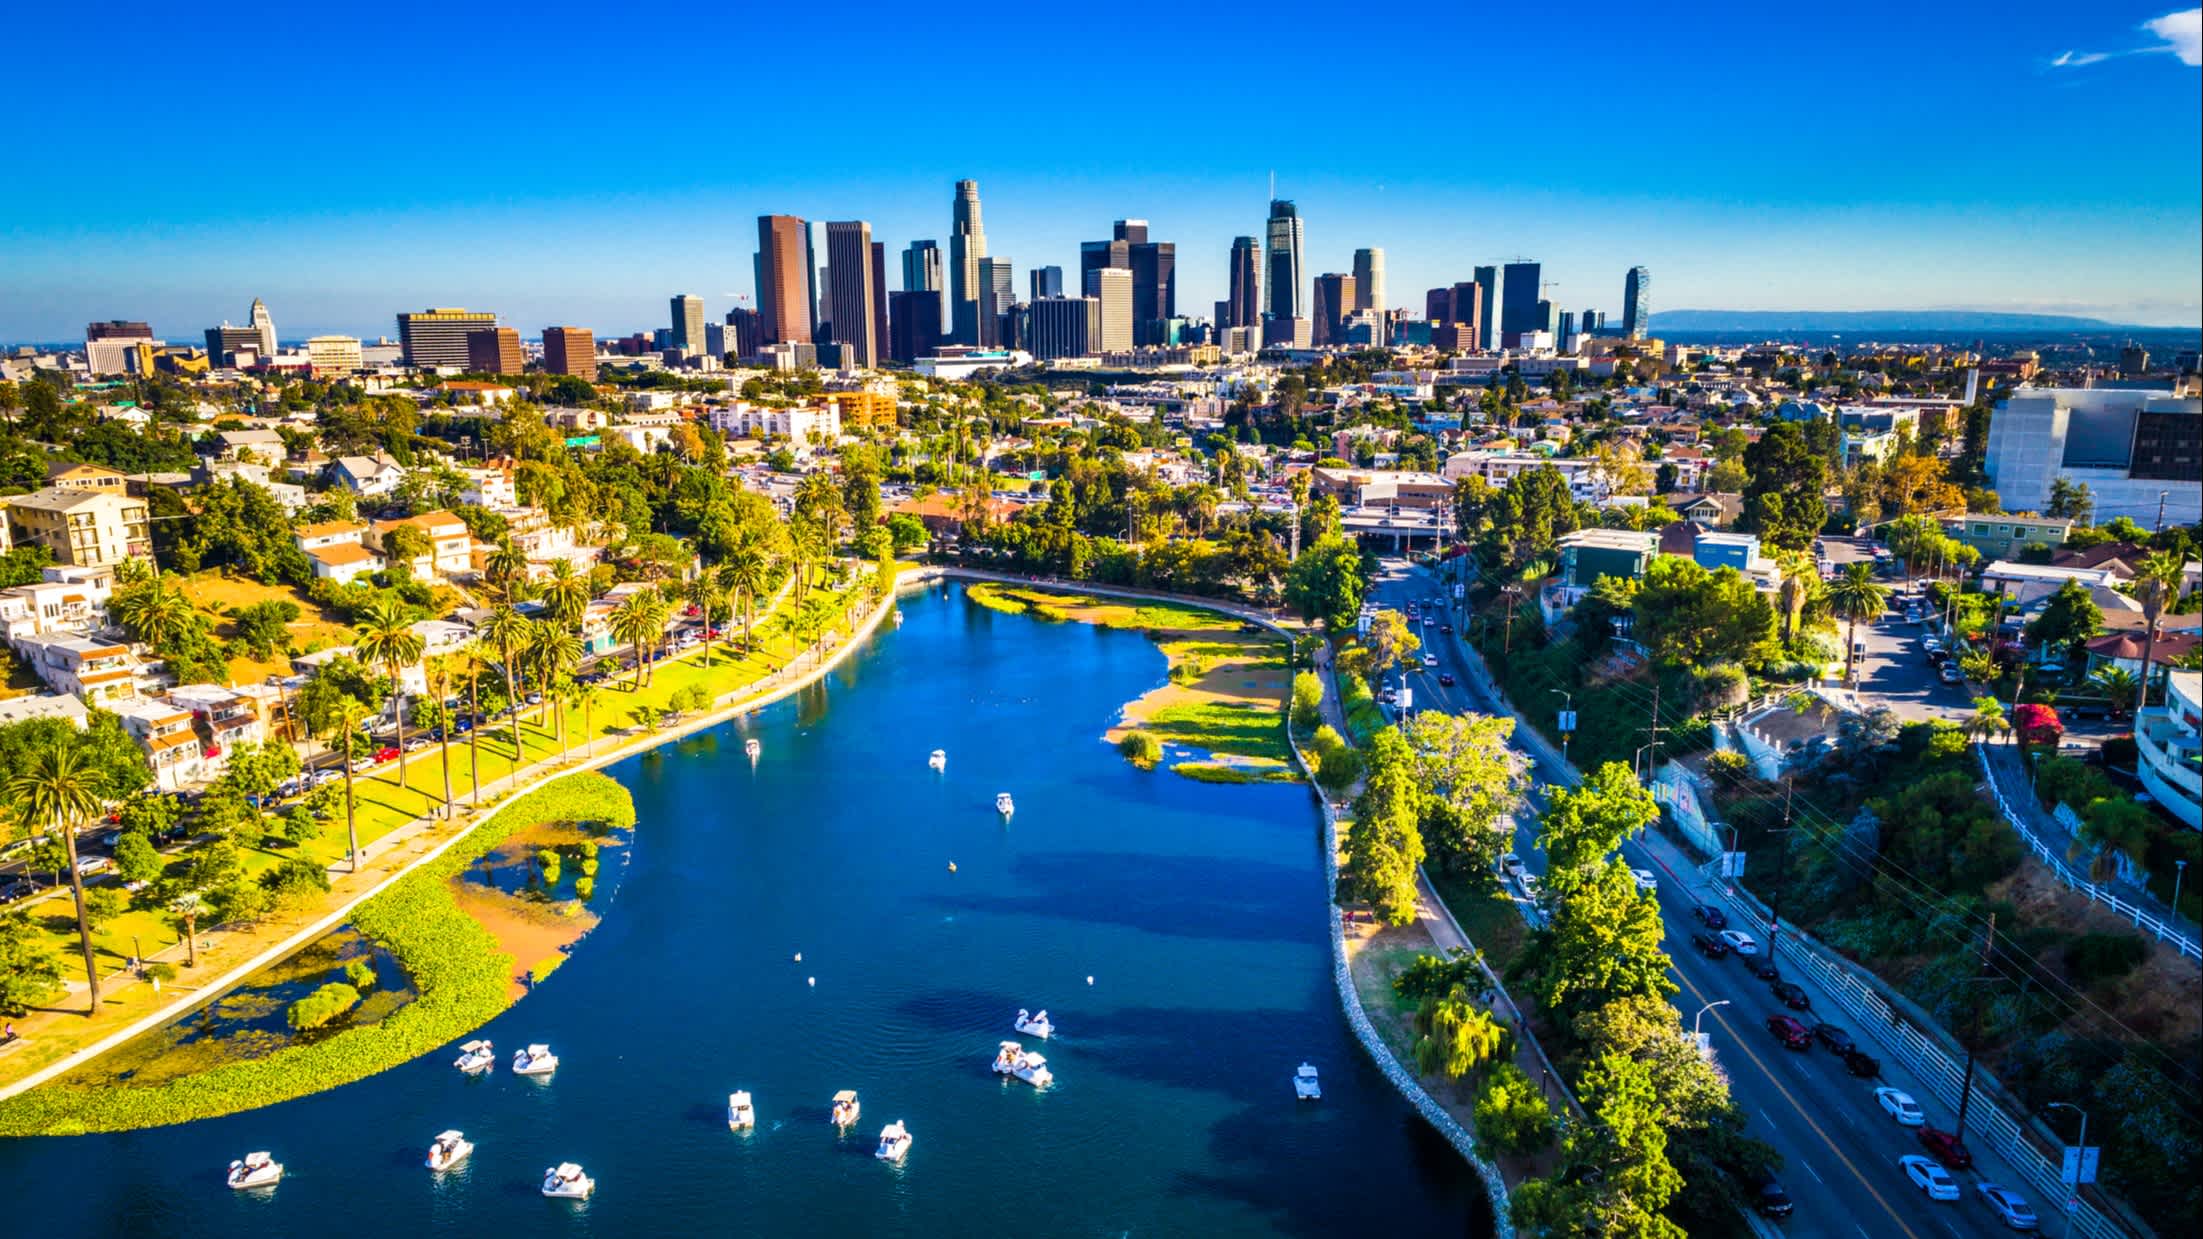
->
[1926,647,1952,666]
[1,878,37,901]
[1975,1182,2038,1231]
[1918,1126,1974,1170]
[74,856,114,877]
[1745,1167,1794,1219]
[1765,1014,1812,1049]
[1690,932,1731,959]
[100,831,124,848]
[1842,1048,1882,1077]
[1813,1023,1855,1054]
[1718,930,1759,955]
[373,746,401,763]
[1770,980,1811,1010]
[350,757,378,773]
[1901,1155,1961,1201]
[1630,868,1658,896]
[1876,1087,1926,1126]
[1939,663,1965,685]
[1498,853,1525,877]
[1693,904,1727,929]
[1746,957,1782,982]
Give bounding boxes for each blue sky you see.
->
[2,0,2197,341]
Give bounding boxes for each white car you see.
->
[1498,853,1525,877]
[1975,1182,2038,1231]
[1630,868,1658,896]
[1901,1154,1960,1201]
[1718,929,1759,955]
[1875,1087,1925,1126]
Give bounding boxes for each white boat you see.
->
[453,1039,495,1073]
[425,1130,473,1171]
[745,738,762,759]
[928,749,946,772]
[512,1044,559,1075]
[541,1162,594,1200]
[225,1151,282,1191]
[1294,1062,1322,1100]
[992,1039,1054,1088]
[727,1091,756,1130]
[831,1089,861,1128]
[1013,1008,1054,1039]
[995,792,1015,816]
[874,1121,913,1163]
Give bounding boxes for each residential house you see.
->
[1981,561,2128,611]
[331,452,407,497]
[0,579,104,643]
[0,693,90,730]
[2134,669,2200,829]
[294,645,426,700]
[43,461,131,493]
[1558,528,1661,589]
[201,427,288,462]
[113,699,207,790]
[1,487,151,568]
[368,510,473,579]
[294,520,385,583]
[2084,630,2201,690]
[459,462,517,508]
[442,380,515,408]
[164,683,266,764]
[1945,513,2072,562]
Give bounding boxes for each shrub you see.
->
[1472,1062,1556,1155]
[1705,749,1752,781]
[1291,671,1324,730]
[1118,731,1163,771]
[342,959,376,990]
[286,982,361,1031]
[1310,726,1363,794]
[82,888,126,933]
[573,876,595,901]
[2067,932,2146,984]
[144,962,177,985]
[261,858,331,905]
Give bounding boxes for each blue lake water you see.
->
[0,583,1486,1236]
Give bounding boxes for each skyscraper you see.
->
[978,256,1015,347]
[1312,274,1356,346]
[1473,267,1501,350]
[1426,283,1483,345]
[1030,266,1063,300]
[1130,238,1175,345]
[887,291,941,362]
[248,297,276,357]
[542,327,597,379]
[1558,311,1577,343]
[397,307,496,368]
[755,216,813,345]
[1028,296,1101,360]
[1114,219,1149,244]
[825,222,879,368]
[1264,200,1304,321]
[1580,308,1598,338]
[1080,238,1128,286]
[902,239,942,292]
[465,326,523,374]
[1623,266,1651,340]
[871,241,890,369]
[1228,236,1262,328]
[1500,260,1543,341]
[670,294,705,354]
[1083,266,1132,353]
[949,179,986,346]
[1351,249,1384,313]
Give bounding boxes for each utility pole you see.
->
[1500,585,1521,660]
[1955,911,1996,1138]
[1764,777,1796,967]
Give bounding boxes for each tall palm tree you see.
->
[462,646,486,807]
[111,573,195,650]
[422,653,458,818]
[6,744,108,1013]
[169,891,205,968]
[574,681,604,759]
[351,598,425,793]
[539,559,591,631]
[685,572,726,664]
[478,604,535,774]
[549,673,578,761]
[610,594,660,690]
[1826,562,1889,686]
[2129,551,2187,718]
[526,623,582,729]
[1965,695,2012,745]
[321,696,371,871]
[486,540,531,603]
[720,547,772,654]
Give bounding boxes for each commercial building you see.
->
[978,256,1016,347]
[205,324,263,364]
[465,326,524,374]
[306,335,364,375]
[1083,267,1133,353]
[705,403,842,447]
[1129,232,1176,346]
[1985,387,2201,525]
[888,290,941,363]
[1500,260,1543,340]
[2135,669,2200,829]
[1558,528,1661,588]
[949,179,987,345]
[84,320,155,376]
[1029,266,1063,300]
[824,221,880,368]
[542,327,597,379]
[670,294,706,355]
[903,239,942,293]
[1351,248,1384,313]
[1622,266,1652,340]
[1312,274,1356,347]
[1264,199,1304,321]
[1942,513,2073,561]
[756,215,814,345]
[1027,296,1101,360]
[824,389,896,428]
[397,308,497,368]
[1473,267,1501,350]
[1228,235,1262,328]
[2,488,150,568]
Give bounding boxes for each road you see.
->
[1364,558,2038,1239]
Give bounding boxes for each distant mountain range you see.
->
[1646,309,2182,333]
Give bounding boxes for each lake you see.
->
[0,582,1486,1236]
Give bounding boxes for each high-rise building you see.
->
[397,308,496,368]
[1425,283,1484,346]
[1558,311,1577,343]
[1030,266,1063,300]
[1081,237,1128,285]
[949,179,987,345]
[1027,296,1101,361]
[870,240,890,370]
[1623,266,1651,340]
[670,294,706,355]
[466,326,523,374]
[1351,249,1384,313]
[1114,219,1149,244]
[1130,238,1176,345]
[542,327,597,379]
[824,222,879,368]
[248,297,276,357]
[205,324,263,363]
[888,290,941,363]
[1083,266,1132,353]
[1473,267,1501,350]
[1580,307,1598,337]
[902,239,942,292]
[1312,274,1356,347]
[978,256,1015,347]
[305,335,363,375]
[724,308,763,359]
[1228,236,1262,328]
[755,215,813,345]
[1264,199,1304,321]
[1500,260,1543,340]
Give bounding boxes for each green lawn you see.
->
[1426,868,1529,972]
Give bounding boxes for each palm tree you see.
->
[462,646,486,807]
[539,559,591,631]
[169,891,205,968]
[686,573,727,665]
[478,604,535,773]
[720,547,772,654]
[321,696,371,871]
[1965,695,2011,745]
[111,573,195,650]
[351,598,425,793]
[549,674,578,761]
[2089,666,2140,710]
[610,594,660,690]
[485,540,531,603]
[1826,563,1889,686]
[6,744,108,1013]
[787,526,822,601]
[2129,551,2186,718]
[526,623,582,730]
[422,653,459,818]
[574,681,604,758]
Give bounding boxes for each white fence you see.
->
[1974,744,2201,964]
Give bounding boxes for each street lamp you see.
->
[1551,689,1574,765]
[2044,1101,2091,1238]
[2174,859,2189,930]
[1692,999,1731,1038]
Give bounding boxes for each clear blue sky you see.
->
[3,0,2197,341]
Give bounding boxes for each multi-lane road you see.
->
[1366,558,2044,1239]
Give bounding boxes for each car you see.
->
[1918,1126,1974,1170]
[1630,868,1658,895]
[350,757,378,773]
[404,737,431,752]
[101,831,123,847]
[1813,1023,1855,1054]
[1718,930,1759,955]
[1379,687,1398,704]
[310,768,341,786]
[1923,636,1945,654]
[1939,663,1965,684]
[74,856,114,877]
[1926,647,1952,665]
[1746,957,1782,981]
[1,878,37,901]
[1876,1087,1926,1126]
[1770,980,1811,1010]
[1975,1182,2039,1231]
[1438,673,1456,687]
[1765,1014,1812,1049]
[1842,1047,1882,1077]
[1745,1167,1794,1219]
[1498,853,1525,877]
[1440,624,1453,634]
[373,746,401,763]
[1901,1155,1961,1201]
[1690,932,1730,959]
[1693,904,1728,929]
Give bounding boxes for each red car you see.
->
[1765,1014,1812,1050]
[373,746,402,763]
[1918,1126,1973,1170]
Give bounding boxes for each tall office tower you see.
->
[465,326,524,374]
[1264,199,1304,321]
[977,257,1016,347]
[755,215,814,344]
[824,222,879,368]
[1580,307,1598,337]
[670,294,706,354]
[1081,237,1128,286]
[542,327,598,379]
[1028,296,1101,360]
[1425,287,1453,324]
[725,307,762,358]
[205,323,263,363]
[1351,249,1384,313]
[1214,299,1232,326]
[1311,274,1356,346]
[1114,219,1149,244]
[1425,283,1484,340]
[888,290,941,362]
[1472,267,1501,350]
[948,179,987,345]
[1623,266,1651,340]
[248,297,276,356]
[1083,266,1132,353]
[397,308,497,368]
[871,241,890,368]
[902,239,942,291]
[1129,238,1176,345]
[1228,235,1263,328]
[1030,266,1063,300]
[1498,261,1543,341]
[1558,311,1577,343]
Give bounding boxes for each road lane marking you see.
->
[1801,1158,1824,1184]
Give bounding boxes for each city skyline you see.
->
[2,2,2198,340]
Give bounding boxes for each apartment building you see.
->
[13,633,140,705]
[114,699,208,790]
[164,682,266,762]
[1,487,151,568]
[2136,669,2200,830]
[367,509,473,578]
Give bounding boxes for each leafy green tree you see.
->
[1290,671,1324,730]
[1283,534,1366,632]
[1402,711,1527,875]
[1364,609,1421,678]
[1537,859,1676,1018]
[1342,729,1426,924]
[2026,580,2103,660]
[1309,725,1362,793]
[0,908,66,1016]
[1572,1050,1688,1238]
[7,742,117,1012]
[1538,761,1659,895]
[1413,983,1506,1082]
[1474,1062,1557,1155]
[1633,557,1780,669]
[82,887,125,932]
[1740,421,1828,551]
[230,599,301,659]
[113,831,163,885]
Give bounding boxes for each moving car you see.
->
[1690,932,1730,959]
[1765,1014,1812,1050]
[1841,1048,1881,1077]
[1718,930,1759,955]
[1693,904,1728,929]
[1745,1167,1794,1219]
[1876,1087,1926,1126]
[1769,980,1811,1010]
[1901,1155,1961,1201]
[1975,1182,2038,1231]
[1918,1126,1973,1170]
[1438,673,1455,687]
[1630,868,1658,896]
[1746,958,1782,982]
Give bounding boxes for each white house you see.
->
[331,452,407,497]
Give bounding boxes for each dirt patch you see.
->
[1987,864,2202,1045]
[449,882,597,999]
[175,571,355,684]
